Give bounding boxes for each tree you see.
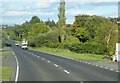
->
[58,0,66,43]
[74,28,89,42]
[45,18,56,28]
[30,16,40,24]
[95,20,118,54]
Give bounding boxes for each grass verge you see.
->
[0,66,12,81]
[30,47,108,61]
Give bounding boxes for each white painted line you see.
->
[110,69,114,71]
[54,64,59,67]
[82,61,85,62]
[85,62,88,64]
[88,63,91,65]
[116,70,119,72]
[80,81,84,83]
[64,70,70,74]
[100,66,103,68]
[42,58,44,60]
[47,60,50,63]
[76,59,79,61]
[11,49,19,82]
[37,56,39,58]
[96,65,99,67]
[34,55,36,57]
[105,67,108,69]
[92,64,95,65]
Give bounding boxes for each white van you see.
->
[21,39,28,49]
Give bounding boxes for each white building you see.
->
[113,43,120,62]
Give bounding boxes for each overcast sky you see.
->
[1,0,119,25]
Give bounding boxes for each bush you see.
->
[28,37,36,47]
[46,42,58,48]
[28,30,59,48]
[67,42,104,54]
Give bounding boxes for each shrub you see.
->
[67,42,104,54]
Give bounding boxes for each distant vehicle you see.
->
[21,39,28,49]
[15,42,19,46]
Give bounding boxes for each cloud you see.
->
[2,0,119,2]
[3,10,55,16]
[4,11,27,16]
[31,2,54,9]
[65,0,119,2]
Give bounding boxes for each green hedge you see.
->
[66,42,105,54]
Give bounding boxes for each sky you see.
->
[1,0,119,25]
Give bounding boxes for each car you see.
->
[15,42,19,46]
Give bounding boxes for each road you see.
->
[7,40,119,82]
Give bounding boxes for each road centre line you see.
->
[88,63,91,64]
[96,65,99,67]
[105,67,108,69]
[42,58,44,60]
[85,62,87,63]
[54,64,59,67]
[100,66,103,68]
[110,69,114,71]
[64,70,70,74]
[47,60,50,63]
[27,50,118,73]
[116,70,119,72]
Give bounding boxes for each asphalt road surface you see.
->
[7,40,119,82]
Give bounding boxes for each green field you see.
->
[30,47,108,61]
[0,67,12,81]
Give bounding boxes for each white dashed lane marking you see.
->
[116,70,119,72]
[26,51,119,73]
[47,60,50,63]
[85,62,87,64]
[100,66,103,68]
[105,67,108,69]
[110,69,114,71]
[88,63,91,65]
[64,70,70,74]
[54,64,59,67]
[96,65,99,67]
[42,58,44,60]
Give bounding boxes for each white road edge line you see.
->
[64,70,70,74]
[11,48,19,82]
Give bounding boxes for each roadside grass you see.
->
[0,47,12,58]
[0,47,13,81]
[0,66,12,81]
[30,47,108,61]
